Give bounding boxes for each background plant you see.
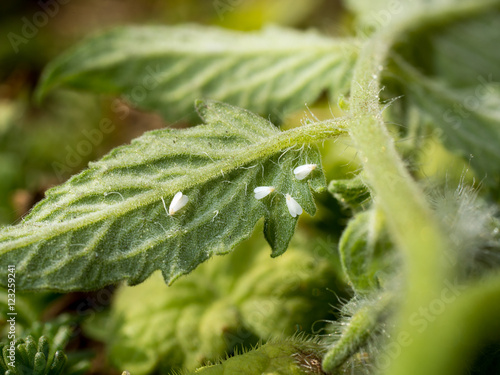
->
[1,0,500,374]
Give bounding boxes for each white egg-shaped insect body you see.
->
[293,164,317,180]
[285,194,303,217]
[254,186,275,200]
[169,191,189,215]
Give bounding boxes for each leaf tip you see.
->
[194,98,208,110]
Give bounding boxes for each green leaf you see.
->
[328,174,370,210]
[0,100,330,291]
[391,58,500,188]
[386,9,500,188]
[106,235,340,374]
[345,0,498,29]
[339,208,394,294]
[422,9,500,88]
[0,318,88,375]
[33,353,46,375]
[35,25,359,122]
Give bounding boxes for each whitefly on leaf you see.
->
[254,186,276,200]
[285,194,303,218]
[167,191,189,216]
[293,163,317,180]
[0,100,326,291]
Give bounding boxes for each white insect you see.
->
[168,191,189,215]
[293,164,317,180]
[254,186,275,200]
[285,194,303,217]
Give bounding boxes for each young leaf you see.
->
[328,174,370,210]
[339,208,394,294]
[0,317,91,375]
[35,25,359,122]
[323,292,394,372]
[0,100,330,291]
[106,235,341,373]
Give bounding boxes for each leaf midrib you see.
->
[41,40,358,95]
[82,40,356,61]
[0,121,346,254]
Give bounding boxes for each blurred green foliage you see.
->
[87,231,345,374]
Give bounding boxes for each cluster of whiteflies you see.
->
[254,186,302,217]
[254,163,317,218]
[164,164,317,219]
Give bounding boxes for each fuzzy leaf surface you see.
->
[193,340,322,375]
[0,100,326,291]
[106,236,340,374]
[328,174,370,211]
[35,25,359,122]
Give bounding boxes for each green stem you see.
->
[389,273,500,375]
[348,26,448,320]
[322,1,500,373]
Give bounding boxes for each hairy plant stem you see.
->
[323,292,393,370]
[348,22,449,346]
[321,2,500,374]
